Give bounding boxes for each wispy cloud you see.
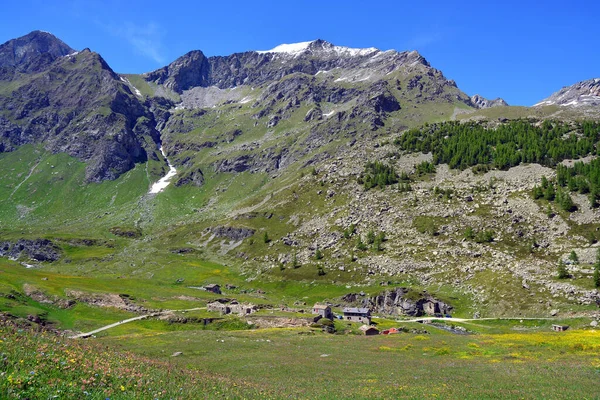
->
[67,1,167,64]
[103,21,166,65]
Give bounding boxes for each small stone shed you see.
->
[204,284,221,294]
[207,300,256,316]
[312,304,333,320]
[207,302,230,314]
[359,325,379,336]
[552,324,569,332]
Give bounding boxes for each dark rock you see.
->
[109,227,142,238]
[215,154,251,173]
[267,115,280,128]
[170,248,196,254]
[0,30,75,73]
[341,288,453,317]
[0,39,160,183]
[210,226,255,241]
[0,239,61,262]
[144,50,210,92]
[304,107,323,122]
[175,168,204,187]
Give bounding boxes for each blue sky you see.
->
[1,0,598,105]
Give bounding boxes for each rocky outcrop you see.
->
[23,284,75,308]
[65,290,150,313]
[210,226,255,241]
[0,32,161,182]
[175,168,204,187]
[342,288,453,317]
[470,94,508,109]
[143,50,210,92]
[535,78,600,107]
[0,30,74,75]
[0,239,61,262]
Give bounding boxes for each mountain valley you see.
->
[1,30,600,399]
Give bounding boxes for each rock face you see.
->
[145,39,463,98]
[0,239,61,262]
[0,30,74,74]
[470,94,508,109]
[535,78,600,107]
[0,33,478,183]
[342,288,453,317]
[154,39,474,180]
[0,32,161,182]
[210,226,255,241]
[144,50,210,93]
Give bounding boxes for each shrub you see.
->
[366,230,375,244]
[569,250,579,264]
[413,216,439,236]
[343,224,356,239]
[263,232,270,243]
[474,230,494,243]
[557,261,569,279]
[361,161,398,190]
[399,170,411,182]
[464,227,475,240]
[415,161,436,175]
[373,236,383,252]
[356,237,367,251]
[315,248,323,260]
[398,182,413,192]
[544,183,556,201]
[292,252,300,268]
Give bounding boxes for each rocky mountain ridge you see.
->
[0,32,162,182]
[470,94,508,109]
[535,78,600,107]
[143,39,444,94]
[0,30,74,75]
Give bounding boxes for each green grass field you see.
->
[2,319,599,399]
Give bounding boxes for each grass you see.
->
[98,322,600,399]
[4,318,599,399]
[0,321,270,399]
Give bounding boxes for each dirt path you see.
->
[397,316,560,323]
[72,313,570,339]
[69,307,205,339]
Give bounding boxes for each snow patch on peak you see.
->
[257,41,314,56]
[333,45,378,57]
[256,40,379,58]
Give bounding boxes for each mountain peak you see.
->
[535,78,600,107]
[0,30,75,70]
[256,39,379,57]
[470,94,508,109]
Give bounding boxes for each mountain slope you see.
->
[0,32,163,182]
[0,32,599,323]
[535,78,600,107]
[0,30,74,74]
[139,40,474,187]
